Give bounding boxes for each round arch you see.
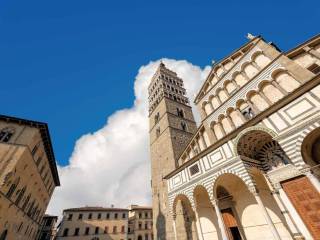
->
[212,170,254,198]
[172,193,194,217]
[300,127,320,175]
[233,126,278,155]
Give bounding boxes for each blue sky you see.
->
[1,0,319,166]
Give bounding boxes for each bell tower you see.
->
[149,62,197,240]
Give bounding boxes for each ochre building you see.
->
[149,34,320,240]
[0,115,60,240]
[37,214,58,240]
[56,205,153,240]
[128,205,153,240]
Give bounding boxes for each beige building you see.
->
[56,205,153,240]
[149,34,320,240]
[0,115,60,240]
[37,214,58,240]
[128,205,153,240]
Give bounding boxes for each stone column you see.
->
[200,133,207,149]
[252,61,261,70]
[194,204,205,240]
[172,215,178,240]
[226,116,236,130]
[232,80,240,89]
[216,96,222,105]
[251,189,281,240]
[209,102,214,112]
[241,72,250,81]
[305,171,320,193]
[236,108,247,123]
[195,140,201,154]
[258,91,273,106]
[211,126,218,143]
[211,199,228,240]
[271,81,288,95]
[271,189,303,239]
[247,100,260,115]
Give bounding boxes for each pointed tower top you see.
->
[159,61,165,68]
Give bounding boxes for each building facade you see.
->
[56,206,153,240]
[0,115,60,240]
[128,205,153,240]
[37,215,58,240]
[149,34,320,240]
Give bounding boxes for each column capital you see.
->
[210,197,219,207]
[249,186,259,195]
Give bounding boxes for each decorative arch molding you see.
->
[250,50,264,61]
[211,168,255,198]
[233,125,278,156]
[191,183,211,201]
[170,192,195,217]
[293,121,320,167]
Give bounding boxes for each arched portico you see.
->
[172,194,198,240]
[193,186,220,240]
[213,173,270,240]
[234,127,318,239]
[235,127,290,172]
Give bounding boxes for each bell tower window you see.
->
[181,121,187,131]
[177,108,184,118]
[154,112,160,123]
[0,127,15,143]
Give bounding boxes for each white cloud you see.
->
[47,59,211,218]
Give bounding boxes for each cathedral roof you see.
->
[194,35,262,104]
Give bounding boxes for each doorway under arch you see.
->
[213,173,271,240]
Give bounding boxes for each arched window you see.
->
[154,112,160,123]
[0,127,15,142]
[261,84,284,103]
[181,121,187,131]
[225,81,237,94]
[15,186,26,206]
[62,228,69,237]
[6,177,20,198]
[273,71,300,92]
[176,108,184,118]
[22,194,31,210]
[239,102,255,120]
[243,63,259,79]
[253,52,271,68]
[31,142,40,156]
[218,89,228,102]
[234,73,247,86]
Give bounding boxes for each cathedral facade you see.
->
[149,34,320,240]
